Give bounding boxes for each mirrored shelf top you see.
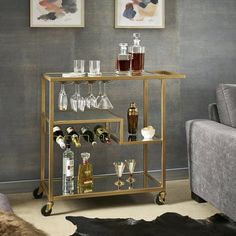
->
[44,71,186,82]
[50,172,161,199]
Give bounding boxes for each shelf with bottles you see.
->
[41,172,161,200]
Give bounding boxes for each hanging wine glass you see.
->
[77,83,86,112]
[58,83,68,111]
[97,81,113,110]
[70,83,78,112]
[85,82,97,109]
[95,81,103,108]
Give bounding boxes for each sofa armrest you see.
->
[186,119,236,221]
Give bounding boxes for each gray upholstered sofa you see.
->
[186,84,236,222]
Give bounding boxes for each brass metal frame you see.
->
[39,71,185,211]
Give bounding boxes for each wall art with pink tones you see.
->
[30,0,84,27]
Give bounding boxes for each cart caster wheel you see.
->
[41,204,52,217]
[33,187,43,199]
[154,191,166,205]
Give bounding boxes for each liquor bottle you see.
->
[66,126,81,148]
[94,125,112,144]
[62,142,74,195]
[116,43,131,75]
[127,102,138,134]
[53,126,66,149]
[129,33,145,75]
[80,127,97,147]
[77,152,93,194]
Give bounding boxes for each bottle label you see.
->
[66,127,73,134]
[63,159,74,177]
[53,126,61,132]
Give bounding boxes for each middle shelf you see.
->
[44,110,162,145]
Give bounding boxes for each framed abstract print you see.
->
[115,0,165,28]
[30,0,84,27]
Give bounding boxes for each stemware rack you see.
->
[34,71,185,216]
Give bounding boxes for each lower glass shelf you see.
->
[43,172,162,200]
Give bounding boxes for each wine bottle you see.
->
[66,127,81,148]
[62,142,74,195]
[53,126,66,149]
[80,127,97,147]
[94,125,112,144]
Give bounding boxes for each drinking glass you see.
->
[74,60,85,75]
[88,60,101,76]
[58,83,68,111]
[85,83,97,109]
[97,82,113,110]
[113,162,125,187]
[125,159,136,183]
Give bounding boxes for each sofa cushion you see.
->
[216,84,236,127]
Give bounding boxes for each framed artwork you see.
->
[30,0,84,27]
[115,0,165,28]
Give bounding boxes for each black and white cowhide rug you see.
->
[66,212,236,236]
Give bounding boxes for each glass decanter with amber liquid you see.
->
[116,43,131,75]
[129,33,145,75]
[77,152,93,194]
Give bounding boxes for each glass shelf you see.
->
[46,110,123,126]
[44,172,161,200]
[44,71,186,82]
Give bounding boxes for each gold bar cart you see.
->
[34,71,185,216]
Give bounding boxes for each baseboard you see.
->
[0,167,188,194]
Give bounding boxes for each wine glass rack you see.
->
[34,71,185,216]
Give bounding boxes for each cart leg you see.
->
[41,201,54,217]
[154,191,166,205]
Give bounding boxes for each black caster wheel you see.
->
[33,187,43,199]
[41,205,52,217]
[154,191,166,205]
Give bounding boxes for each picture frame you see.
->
[115,0,165,29]
[30,0,84,28]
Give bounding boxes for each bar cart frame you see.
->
[34,71,185,216]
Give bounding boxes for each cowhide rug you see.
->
[66,212,236,236]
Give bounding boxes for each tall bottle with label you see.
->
[127,102,138,135]
[53,126,66,149]
[129,33,145,75]
[77,152,93,193]
[80,127,97,147]
[62,142,74,195]
[66,126,81,148]
[94,125,112,144]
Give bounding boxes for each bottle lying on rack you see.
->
[66,127,81,148]
[77,152,93,194]
[80,127,97,147]
[62,142,74,195]
[94,125,112,144]
[53,126,66,149]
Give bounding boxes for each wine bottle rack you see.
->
[35,71,185,216]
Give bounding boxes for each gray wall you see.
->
[0,0,236,189]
